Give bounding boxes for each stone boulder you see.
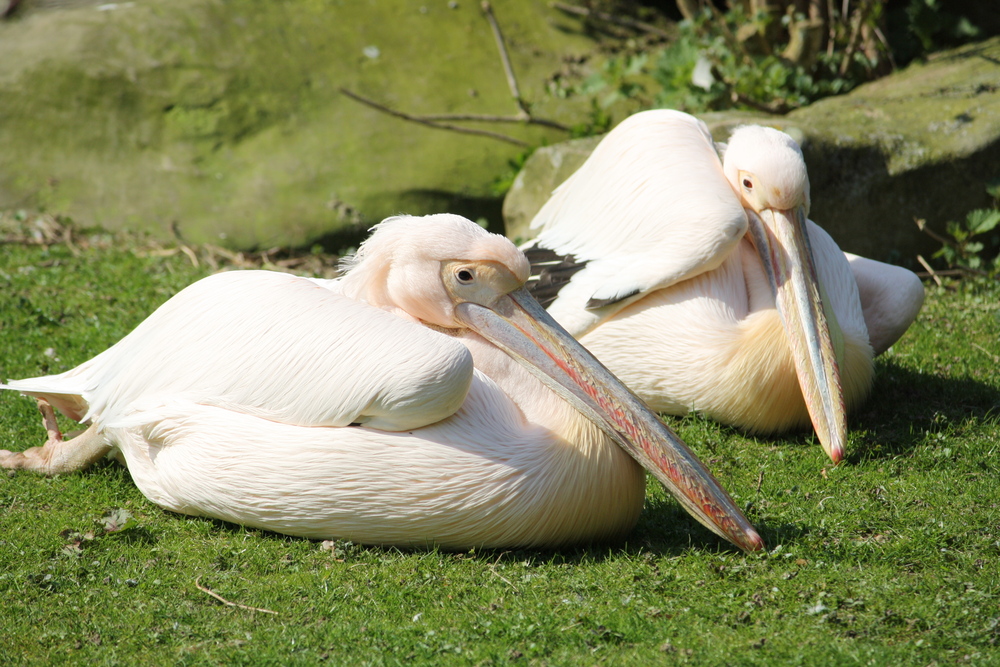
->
[503,37,1000,264]
[0,0,603,248]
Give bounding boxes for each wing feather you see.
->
[5,271,473,432]
[528,110,748,335]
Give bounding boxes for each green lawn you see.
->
[1,227,998,665]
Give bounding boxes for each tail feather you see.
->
[2,378,91,422]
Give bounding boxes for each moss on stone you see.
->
[0,0,604,248]
[504,37,1000,264]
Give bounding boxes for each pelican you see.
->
[522,110,924,464]
[1,214,762,551]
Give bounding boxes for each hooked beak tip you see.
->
[826,445,844,465]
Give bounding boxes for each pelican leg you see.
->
[38,396,64,445]
[0,399,110,475]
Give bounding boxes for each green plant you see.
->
[919,184,1000,279]
[489,148,536,198]
[903,0,981,54]
[551,0,992,120]
[650,5,875,114]
[576,52,651,110]
[1,213,999,665]
[2,225,999,664]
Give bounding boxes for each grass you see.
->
[1,223,998,665]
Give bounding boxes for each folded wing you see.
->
[528,110,748,336]
[5,271,474,432]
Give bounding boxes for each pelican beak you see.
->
[747,205,847,464]
[455,287,765,552]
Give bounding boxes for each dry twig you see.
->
[912,217,993,282]
[339,88,530,147]
[839,0,874,76]
[729,89,788,114]
[550,1,674,40]
[416,112,568,131]
[340,4,571,144]
[704,1,752,63]
[195,576,278,615]
[916,254,943,287]
[488,552,520,593]
[972,342,1000,364]
[914,217,954,249]
[913,269,969,278]
[1,210,343,278]
[482,1,529,118]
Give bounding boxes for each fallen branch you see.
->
[730,89,789,114]
[914,217,955,249]
[340,88,530,147]
[416,111,570,132]
[550,1,674,40]
[869,23,897,72]
[915,254,943,287]
[482,1,529,118]
[1,234,54,247]
[195,576,278,615]
[340,4,572,145]
[914,268,973,279]
[914,217,994,282]
[60,224,81,257]
[704,1,753,64]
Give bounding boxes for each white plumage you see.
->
[14,271,472,432]
[2,213,762,551]
[524,110,924,463]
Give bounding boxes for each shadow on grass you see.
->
[462,512,807,564]
[159,496,780,566]
[450,494,797,562]
[627,499,811,557]
[105,526,159,546]
[847,358,1000,463]
[93,440,787,564]
[669,355,1000,466]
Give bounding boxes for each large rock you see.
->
[0,0,603,248]
[503,37,1000,264]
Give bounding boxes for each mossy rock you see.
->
[0,0,605,248]
[504,37,1000,265]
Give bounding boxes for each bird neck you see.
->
[452,329,647,544]
[455,331,622,459]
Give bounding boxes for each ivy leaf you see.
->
[61,542,84,557]
[965,209,1000,235]
[945,219,968,243]
[99,509,137,534]
[932,245,956,263]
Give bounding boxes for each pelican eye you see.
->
[456,268,475,284]
[742,178,753,190]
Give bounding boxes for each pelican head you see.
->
[723,127,847,464]
[342,214,764,551]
